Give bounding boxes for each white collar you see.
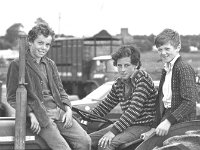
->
[164,54,180,72]
[170,54,180,66]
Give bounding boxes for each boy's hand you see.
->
[155,119,171,136]
[62,106,73,128]
[98,131,115,148]
[28,112,41,134]
[140,128,156,140]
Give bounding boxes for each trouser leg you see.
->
[56,118,91,150]
[90,124,114,150]
[39,120,71,150]
[91,124,150,150]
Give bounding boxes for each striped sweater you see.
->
[91,70,158,135]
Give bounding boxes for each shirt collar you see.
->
[169,54,180,67]
[164,54,180,72]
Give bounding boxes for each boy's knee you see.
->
[83,135,91,146]
[77,135,91,149]
[98,144,115,150]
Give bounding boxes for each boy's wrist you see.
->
[65,105,71,112]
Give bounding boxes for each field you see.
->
[141,51,200,80]
[0,51,200,83]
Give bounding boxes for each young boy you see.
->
[151,28,198,137]
[89,45,158,150]
[6,24,91,150]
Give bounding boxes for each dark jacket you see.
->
[7,53,71,127]
[153,57,198,127]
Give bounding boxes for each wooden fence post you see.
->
[14,32,27,150]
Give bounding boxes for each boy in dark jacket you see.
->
[7,24,91,150]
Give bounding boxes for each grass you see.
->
[141,51,200,80]
[0,51,199,82]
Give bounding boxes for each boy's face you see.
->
[157,42,180,63]
[117,57,137,80]
[29,34,52,61]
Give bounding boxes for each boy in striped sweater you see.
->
[89,45,158,150]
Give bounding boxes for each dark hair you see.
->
[112,45,141,69]
[154,28,181,48]
[27,24,55,43]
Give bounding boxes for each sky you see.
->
[1,0,200,37]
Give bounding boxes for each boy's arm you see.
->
[110,76,154,135]
[6,60,33,114]
[166,66,197,125]
[51,61,71,107]
[6,61,19,109]
[91,83,119,117]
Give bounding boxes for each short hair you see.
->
[112,45,141,69]
[154,28,181,48]
[27,24,55,43]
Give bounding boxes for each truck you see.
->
[47,30,121,98]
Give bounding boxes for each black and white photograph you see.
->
[0,0,200,150]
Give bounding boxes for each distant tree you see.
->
[133,35,154,52]
[0,57,6,67]
[190,35,200,48]
[34,17,48,25]
[147,34,155,44]
[180,36,190,52]
[0,38,12,49]
[134,39,153,52]
[4,23,24,49]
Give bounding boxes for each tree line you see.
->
[0,18,48,50]
[1,19,200,52]
[133,34,200,53]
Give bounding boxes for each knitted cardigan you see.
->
[91,70,158,135]
[152,57,198,127]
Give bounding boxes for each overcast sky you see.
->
[1,0,200,37]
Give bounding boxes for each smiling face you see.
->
[117,57,137,80]
[157,42,180,63]
[29,34,52,62]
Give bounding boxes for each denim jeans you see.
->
[39,110,91,150]
[90,124,150,150]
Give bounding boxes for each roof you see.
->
[92,55,112,60]
[54,37,82,41]
[84,30,120,41]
